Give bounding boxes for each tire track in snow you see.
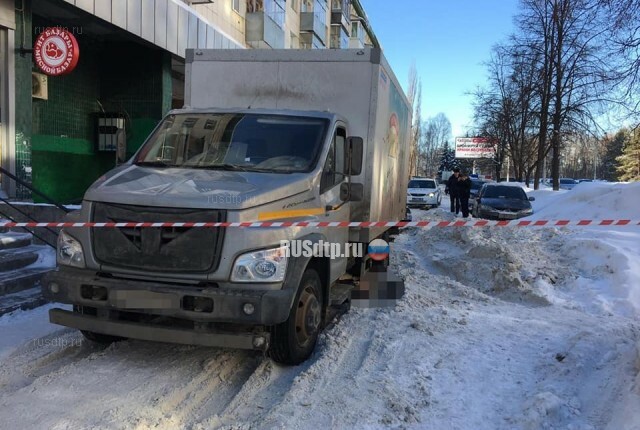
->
[193,311,381,428]
[128,349,263,428]
[0,328,107,393]
[196,356,304,428]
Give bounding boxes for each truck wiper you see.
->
[192,164,277,173]
[187,163,249,171]
[134,161,174,168]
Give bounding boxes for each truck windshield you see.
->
[134,113,328,173]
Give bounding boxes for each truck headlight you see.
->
[231,246,289,283]
[428,193,435,197]
[57,230,85,268]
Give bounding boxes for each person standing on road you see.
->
[445,168,461,214]
[458,171,472,218]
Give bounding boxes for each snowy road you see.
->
[1,183,639,430]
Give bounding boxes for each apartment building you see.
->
[183,0,377,50]
[0,0,378,201]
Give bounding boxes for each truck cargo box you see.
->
[185,48,412,241]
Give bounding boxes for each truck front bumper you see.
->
[48,308,270,351]
[42,268,294,326]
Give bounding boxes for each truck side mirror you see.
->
[340,182,363,202]
[347,137,363,176]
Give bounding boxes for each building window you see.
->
[351,20,365,44]
[331,0,349,12]
[330,25,348,49]
[290,32,299,48]
[291,0,298,12]
[247,0,260,12]
[232,0,241,12]
[301,0,326,27]
[267,0,286,28]
[300,32,324,49]
[314,0,327,29]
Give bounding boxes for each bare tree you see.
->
[600,0,640,117]
[420,113,451,177]
[475,0,612,189]
[472,43,540,183]
[407,63,422,177]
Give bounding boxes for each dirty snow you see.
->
[0,182,639,429]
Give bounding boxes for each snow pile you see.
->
[529,181,640,221]
[408,220,568,306]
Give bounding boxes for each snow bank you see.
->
[529,181,640,221]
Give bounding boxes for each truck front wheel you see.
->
[269,269,323,365]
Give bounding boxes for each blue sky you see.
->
[360,0,521,138]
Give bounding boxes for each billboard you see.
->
[455,137,496,159]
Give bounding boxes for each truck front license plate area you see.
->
[111,290,180,310]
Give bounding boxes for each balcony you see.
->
[300,32,325,49]
[300,12,327,46]
[331,11,350,32]
[245,11,285,49]
[331,0,350,31]
[349,20,366,48]
[330,25,349,49]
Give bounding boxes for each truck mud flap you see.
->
[49,309,270,351]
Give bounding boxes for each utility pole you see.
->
[506,155,510,181]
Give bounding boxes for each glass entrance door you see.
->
[0,28,5,196]
[0,27,10,198]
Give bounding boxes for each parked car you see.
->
[407,178,442,209]
[559,178,579,190]
[472,184,535,220]
[469,179,487,200]
[578,179,593,183]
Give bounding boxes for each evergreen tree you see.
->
[616,130,640,182]
[437,141,459,178]
[601,130,626,181]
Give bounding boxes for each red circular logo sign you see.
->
[34,28,80,76]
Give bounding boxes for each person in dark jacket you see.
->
[458,171,473,218]
[445,168,461,214]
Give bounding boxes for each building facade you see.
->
[0,0,377,203]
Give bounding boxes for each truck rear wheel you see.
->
[269,269,323,365]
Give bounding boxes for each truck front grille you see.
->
[92,203,226,273]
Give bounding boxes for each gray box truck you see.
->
[43,48,411,364]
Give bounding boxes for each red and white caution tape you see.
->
[1,220,639,228]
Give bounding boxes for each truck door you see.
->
[320,125,350,282]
